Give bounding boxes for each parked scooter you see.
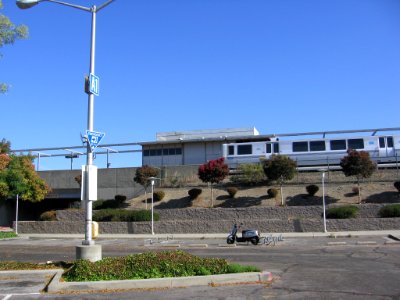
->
[227,223,260,245]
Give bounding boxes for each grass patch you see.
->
[0,250,260,282]
[0,261,66,271]
[0,232,17,239]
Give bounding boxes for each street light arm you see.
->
[16,0,91,11]
[96,0,115,13]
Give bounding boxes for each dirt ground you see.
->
[127,181,400,209]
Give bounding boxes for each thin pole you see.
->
[15,194,19,235]
[322,172,327,233]
[83,5,97,246]
[151,179,154,235]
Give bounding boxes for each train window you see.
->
[237,144,252,155]
[348,139,364,149]
[310,141,326,152]
[379,137,385,148]
[387,137,394,148]
[228,145,234,155]
[330,140,346,150]
[266,143,271,153]
[274,143,279,153]
[293,142,308,152]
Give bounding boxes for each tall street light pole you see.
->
[16,0,114,261]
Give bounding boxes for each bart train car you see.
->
[222,135,400,169]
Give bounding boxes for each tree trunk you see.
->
[280,183,284,206]
[357,180,362,204]
[210,184,214,208]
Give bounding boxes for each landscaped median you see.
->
[0,250,272,293]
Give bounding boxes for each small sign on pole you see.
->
[89,73,100,96]
[86,130,105,152]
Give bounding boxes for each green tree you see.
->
[133,165,159,209]
[198,158,229,207]
[230,163,266,185]
[0,0,28,93]
[262,155,297,206]
[340,149,376,203]
[0,152,51,202]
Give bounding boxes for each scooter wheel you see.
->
[250,237,259,245]
[227,237,234,244]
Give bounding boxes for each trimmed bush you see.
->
[93,209,159,222]
[306,184,319,196]
[226,187,238,198]
[379,204,400,218]
[267,188,278,198]
[188,188,202,200]
[326,205,359,219]
[114,195,127,204]
[39,210,57,221]
[352,186,359,195]
[93,199,119,210]
[153,190,165,202]
[394,181,400,193]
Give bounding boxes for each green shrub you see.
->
[114,195,127,203]
[188,188,202,200]
[267,188,278,198]
[153,190,165,202]
[306,184,319,196]
[93,209,159,222]
[379,204,400,218]
[93,199,119,210]
[352,186,359,194]
[394,181,400,193]
[63,250,260,282]
[230,163,266,185]
[226,187,238,198]
[39,210,57,221]
[326,205,359,219]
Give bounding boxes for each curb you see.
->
[47,270,273,293]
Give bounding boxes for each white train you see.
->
[222,134,400,169]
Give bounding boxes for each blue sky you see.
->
[1,0,400,170]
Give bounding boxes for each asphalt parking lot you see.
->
[0,233,400,299]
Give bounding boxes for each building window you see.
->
[293,141,308,152]
[330,140,346,150]
[310,141,326,152]
[143,150,150,156]
[237,144,252,155]
[348,139,364,150]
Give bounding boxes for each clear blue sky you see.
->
[2,0,400,170]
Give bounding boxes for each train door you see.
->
[378,136,394,159]
[266,142,279,157]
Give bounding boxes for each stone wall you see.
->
[15,204,400,234]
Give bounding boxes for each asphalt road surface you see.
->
[0,235,399,299]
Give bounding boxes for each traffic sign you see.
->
[89,73,99,96]
[86,130,105,152]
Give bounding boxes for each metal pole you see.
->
[83,5,96,246]
[151,179,154,235]
[15,194,19,235]
[322,172,327,233]
[37,153,40,171]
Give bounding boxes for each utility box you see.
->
[92,221,99,239]
[81,165,98,201]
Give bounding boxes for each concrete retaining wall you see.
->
[15,204,400,234]
[14,218,400,234]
